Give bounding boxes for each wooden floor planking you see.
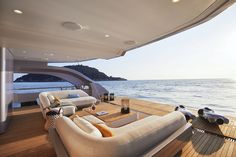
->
[210,137,225,157]
[1,98,236,157]
[197,133,215,157]
[232,142,236,156]
[182,132,205,157]
[177,130,236,157]
[181,131,201,154]
[202,136,219,157]
[0,105,56,157]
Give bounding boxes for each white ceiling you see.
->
[0,0,235,62]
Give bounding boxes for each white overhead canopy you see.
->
[0,0,235,62]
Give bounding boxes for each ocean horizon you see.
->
[14,78,236,117]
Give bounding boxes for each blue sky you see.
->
[51,4,235,80]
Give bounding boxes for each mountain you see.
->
[14,64,126,82]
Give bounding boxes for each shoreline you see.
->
[13,80,236,117]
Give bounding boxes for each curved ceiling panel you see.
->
[0,0,235,62]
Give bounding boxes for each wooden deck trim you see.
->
[143,123,192,157]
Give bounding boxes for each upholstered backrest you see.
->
[55,111,186,157]
[48,89,88,99]
[39,89,89,108]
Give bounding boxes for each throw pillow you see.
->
[73,116,102,137]
[93,123,114,137]
[54,97,60,103]
[50,101,60,108]
[47,94,55,104]
[67,94,80,98]
[50,97,60,108]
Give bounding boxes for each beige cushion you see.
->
[61,106,76,116]
[73,116,102,137]
[51,106,75,116]
[48,94,55,103]
[61,96,96,106]
[82,115,105,124]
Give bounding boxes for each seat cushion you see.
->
[61,96,96,106]
[53,106,76,116]
[62,106,76,116]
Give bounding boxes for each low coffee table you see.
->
[70,103,139,127]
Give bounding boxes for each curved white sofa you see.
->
[39,89,97,118]
[50,111,191,157]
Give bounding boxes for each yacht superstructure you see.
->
[0,0,236,156]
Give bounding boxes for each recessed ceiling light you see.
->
[62,22,82,31]
[13,9,23,14]
[124,40,136,45]
[172,0,180,3]
[105,34,110,38]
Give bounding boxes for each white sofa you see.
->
[37,98,76,118]
[39,89,97,118]
[49,111,192,157]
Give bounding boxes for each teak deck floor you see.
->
[0,98,236,157]
[0,106,56,157]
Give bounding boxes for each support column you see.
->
[0,47,14,134]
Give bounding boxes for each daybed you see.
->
[38,89,97,118]
[49,111,192,157]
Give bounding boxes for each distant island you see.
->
[14,64,126,82]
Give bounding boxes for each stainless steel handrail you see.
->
[14,86,75,91]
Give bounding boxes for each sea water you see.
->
[14,79,236,116]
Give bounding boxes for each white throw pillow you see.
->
[82,115,105,124]
[47,94,55,104]
[73,116,102,137]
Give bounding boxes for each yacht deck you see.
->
[0,106,56,157]
[0,98,236,157]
